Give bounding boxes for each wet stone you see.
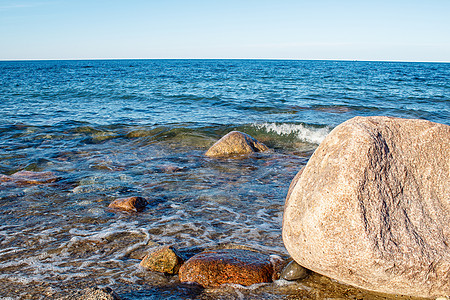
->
[58,287,121,300]
[178,249,274,287]
[140,245,184,275]
[280,260,309,281]
[108,196,148,212]
[205,131,269,157]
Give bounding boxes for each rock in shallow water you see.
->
[108,196,148,212]
[280,260,309,281]
[205,131,269,157]
[140,245,184,275]
[58,287,121,300]
[283,116,450,298]
[0,170,60,185]
[179,249,275,287]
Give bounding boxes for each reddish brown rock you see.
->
[108,196,148,212]
[140,245,184,275]
[283,116,450,298]
[0,170,60,185]
[178,249,274,287]
[205,131,269,157]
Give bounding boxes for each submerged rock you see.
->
[108,196,148,212]
[283,116,450,298]
[280,260,309,281]
[140,245,184,275]
[205,131,269,157]
[0,170,60,185]
[179,249,275,287]
[58,287,121,300]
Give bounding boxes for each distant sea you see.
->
[0,60,449,299]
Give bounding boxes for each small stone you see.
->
[140,245,184,275]
[205,131,269,157]
[179,249,274,287]
[280,260,309,281]
[108,196,148,212]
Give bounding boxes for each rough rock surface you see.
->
[0,170,60,185]
[140,245,184,275]
[108,196,148,212]
[283,116,450,298]
[205,131,268,157]
[58,287,121,300]
[178,249,275,287]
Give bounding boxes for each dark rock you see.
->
[205,131,269,157]
[140,245,184,275]
[108,196,148,212]
[280,260,309,281]
[178,249,274,287]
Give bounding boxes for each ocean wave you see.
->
[252,122,331,145]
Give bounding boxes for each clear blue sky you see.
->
[1,0,449,61]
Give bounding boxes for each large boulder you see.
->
[283,116,450,298]
[205,131,268,157]
[178,249,277,287]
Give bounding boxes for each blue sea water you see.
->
[0,59,448,299]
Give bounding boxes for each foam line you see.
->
[253,122,330,144]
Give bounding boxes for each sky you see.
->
[1,0,449,62]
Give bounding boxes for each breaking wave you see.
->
[253,122,331,145]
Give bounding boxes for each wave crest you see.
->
[253,122,330,145]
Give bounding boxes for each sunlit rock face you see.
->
[179,249,275,287]
[108,196,148,212]
[283,116,450,298]
[205,131,269,157]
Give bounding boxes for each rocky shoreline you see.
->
[2,118,449,299]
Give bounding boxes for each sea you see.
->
[0,59,449,299]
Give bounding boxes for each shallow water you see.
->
[0,60,448,299]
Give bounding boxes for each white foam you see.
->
[253,122,330,144]
[227,282,269,290]
[0,247,20,255]
[274,279,296,286]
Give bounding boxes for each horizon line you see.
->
[1,57,449,63]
